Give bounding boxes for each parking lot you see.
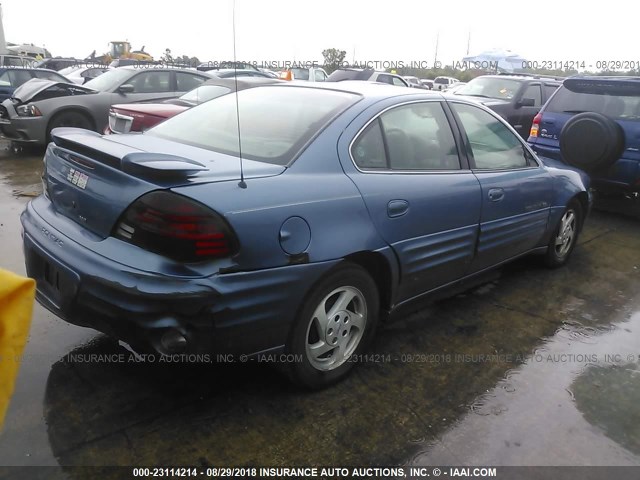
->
[0,140,639,474]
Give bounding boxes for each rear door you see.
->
[341,99,482,303]
[450,101,552,272]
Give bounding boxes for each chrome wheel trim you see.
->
[555,209,577,257]
[304,286,367,371]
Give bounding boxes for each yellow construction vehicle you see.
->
[88,41,153,64]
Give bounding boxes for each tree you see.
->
[322,48,347,73]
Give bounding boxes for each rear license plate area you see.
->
[25,240,80,310]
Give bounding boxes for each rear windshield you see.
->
[147,86,359,165]
[327,69,373,82]
[455,77,521,100]
[290,68,310,80]
[547,84,640,120]
[434,77,449,84]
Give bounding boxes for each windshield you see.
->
[147,86,359,165]
[83,68,132,92]
[58,66,84,76]
[179,84,232,104]
[456,77,521,100]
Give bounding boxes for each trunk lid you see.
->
[44,128,285,238]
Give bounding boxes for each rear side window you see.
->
[352,102,460,171]
[522,84,542,106]
[453,103,529,170]
[176,72,206,91]
[544,84,559,99]
[546,85,640,119]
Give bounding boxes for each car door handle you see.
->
[387,199,409,218]
[488,188,505,202]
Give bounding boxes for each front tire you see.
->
[47,111,94,142]
[544,200,582,268]
[286,263,379,389]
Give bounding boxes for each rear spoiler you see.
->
[50,127,206,181]
[564,77,640,96]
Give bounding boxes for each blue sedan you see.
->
[21,82,591,388]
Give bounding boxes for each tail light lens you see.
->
[530,113,542,138]
[113,191,238,262]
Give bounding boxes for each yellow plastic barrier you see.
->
[0,269,35,430]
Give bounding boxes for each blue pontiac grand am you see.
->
[21,81,591,388]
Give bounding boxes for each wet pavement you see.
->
[0,141,639,474]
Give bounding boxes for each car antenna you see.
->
[232,0,247,189]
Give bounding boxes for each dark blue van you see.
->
[0,67,69,102]
[528,76,640,193]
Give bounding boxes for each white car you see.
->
[404,76,428,89]
[280,67,329,82]
[433,76,459,91]
[57,65,111,85]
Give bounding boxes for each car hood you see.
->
[11,78,95,103]
[111,103,188,117]
[453,95,510,107]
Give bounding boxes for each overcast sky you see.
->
[2,0,638,69]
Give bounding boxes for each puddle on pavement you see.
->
[1,143,640,471]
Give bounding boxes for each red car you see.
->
[105,76,283,134]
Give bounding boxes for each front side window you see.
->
[452,103,529,170]
[352,102,460,171]
[127,71,171,93]
[314,70,327,82]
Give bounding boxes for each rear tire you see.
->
[285,263,379,389]
[544,200,582,268]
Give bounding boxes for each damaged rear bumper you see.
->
[21,198,338,357]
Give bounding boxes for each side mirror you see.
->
[118,84,135,94]
[519,97,536,107]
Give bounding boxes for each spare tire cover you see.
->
[559,112,625,172]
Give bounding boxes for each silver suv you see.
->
[327,68,409,86]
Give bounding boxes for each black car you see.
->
[454,73,562,138]
[34,57,82,71]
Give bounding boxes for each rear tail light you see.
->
[113,191,238,262]
[530,113,542,138]
[279,70,293,81]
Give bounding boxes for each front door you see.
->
[450,102,553,273]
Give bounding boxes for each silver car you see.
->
[0,67,212,146]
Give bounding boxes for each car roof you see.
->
[201,77,284,88]
[269,80,443,100]
[0,66,61,73]
[484,74,563,83]
[118,66,211,74]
